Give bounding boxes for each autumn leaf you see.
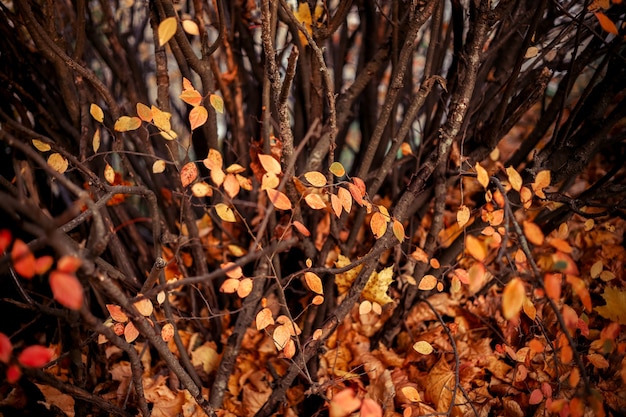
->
[523,220,544,246]
[272,324,291,350]
[11,239,36,279]
[502,277,525,319]
[418,274,437,291]
[48,153,69,173]
[133,295,154,316]
[215,203,236,222]
[329,161,346,177]
[136,102,153,122]
[506,166,523,192]
[337,187,352,213]
[370,212,388,239]
[475,162,489,188]
[223,174,240,198]
[106,304,129,323]
[258,154,282,175]
[237,278,253,298]
[360,398,382,417]
[413,341,434,355]
[594,12,618,34]
[17,345,53,367]
[532,170,551,198]
[114,116,142,132]
[209,94,224,113]
[329,388,361,417]
[158,17,178,46]
[304,272,323,295]
[180,89,202,107]
[457,205,471,227]
[49,271,84,310]
[161,323,174,342]
[32,139,51,152]
[90,103,104,123]
[182,19,199,35]
[220,278,239,293]
[544,273,562,301]
[104,164,115,184]
[179,162,198,187]
[392,219,405,242]
[152,160,166,173]
[595,287,626,324]
[292,220,311,236]
[304,171,327,187]
[256,307,274,330]
[124,322,139,343]
[305,193,326,210]
[0,333,12,363]
[189,105,208,130]
[362,266,393,305]
[266,188,292,210]
[465,235,487,262]
[330,193,342,217]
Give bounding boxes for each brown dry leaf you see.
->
[144,375,186,417]
[191,343,220,374]
[425,358,455,413]
[502,278,525,319]
[35,384,76,417]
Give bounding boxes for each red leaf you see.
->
[6,364,21,383]
[529,388,544,405]
[0,229,12,253]
[17,345,53,367]
[34,256,54,275]
[11,239,36,279]
[49,271,84,310]
[0,333,12,363]
[57,255,81,274]
[180,162,198,187]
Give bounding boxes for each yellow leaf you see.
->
[392,219,405,242]
[532,170,551,198]
[418,274,437,291]
[362,266,394,305]
[256,307,274,330]
[370,212,388,239]
[523,298,536,320]
[329,162,346,177]
[104,164,116,184]
[209,94,224,114]
[475,162,489,188]
[266,188,292,210]
[304,272,323,295]
[293,2,313,46]
[595,12,619,35]
[152,106,172,132]
[215,203,236,222]
[210,168,225,187]
[158,17,178,46]
[136,103,153,122]
[47,153,68,173]
[191,182,212,197]
[180,162,198,187]
[182,19,199,36]
[90,103,104,123]
[92,128,101,153]
[189,105,208,130]
[203,148,223,171]
[595,287,626,324]
[225,163,246,174]
[334,255,362,295]
[413,341,434,355]
[304,171,327,187]
[305,193,326,210]
[506,166,523,192]
[261,172,279,190]
[502,278,526,319]
[272,324,291,350]
[114,116,142,132]
[180,89,202,107]
[523,220,544,246]
[525,46,539,58]
[32,139,51,152]
[152,160,166,173]
[457,205,470,228]
[258,154,282,175]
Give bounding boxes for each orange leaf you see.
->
[258,154,282,175]
[532,170,551,198]
[237,278,253,298]
[114,116,142,132]
[266,189,292,210]
[360,398,382,417]
[475,162,489,188]
[506,166,523,192]
[544,273,562,301]
[210,168,225,187]
[124,322,139,343]
[161,323,174,342]
[136,103,153,122]
[223,174,240,198]
[329,162,346,177]
[352,177,366,197]
[595,12,619,34]
[529,389,543,405]
[56,256,81,273]
[34,256,54,275]
[221,262,243,279]
[180,89,203,107]
[6,364,21,383]
[49,271,84,310]
[337,187,352,213]
[329,388,361,417]
[370,212,388,239]
[304,272,323,294]
[189,105,208,130]
[347,183,364,206]
[418,274,438,291]
[502,277,525,319]
[0,229,12,253]
[133,295,154,316]
[90,103,104,123]
[272,324,291,350]
[305,193,326,210]
[106,304,129,323]
[566,275,592,312]
[304,171,327,187]
[523,220,544,246]
[203,149,223,171]
[392,219,405,242]
[292,221,311,236]
[220,278,240,293]
[465,235,487,262]
[180,162,198,187]
[256,307,275,330]
[11,239,36,279]
[17,345,52,367]
[330,193,342,217]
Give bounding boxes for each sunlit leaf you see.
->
[136,103,152,122]
[104,164,115,184]
[418,274,437,291]
[457,205,470,228]
[312,295,324,305]
[34,256,53,275]
[594,11,619,34]
[237,278,253,298]
[475,162,489,188]
[502,277,525,319]
[272,324,291,350]
[106,304,129,323]
[47,153,69,173]
[211,168,225,187]
[337,187,352,213]
[133,295,154,316]
[180,162,198,187]
[152,160,166,173]
[595,287,626,324]
[413,341,434,355]
[363,266,394,305]
[124,322,139,343]
[258,154,282,175]
[304,272,323,295]
[189,105,208,130]
[17,345,52,367]
[180,89,202,107]
[90,103,104,123]
[152,106,172,132]
[400,386,421,402]
[215,203,236,222]
[304,171,327,187]
[329,161,346,177]
[370,212,388,239]
[49,271,83,310]
[256,307,275,330]
[114,116,142,132]
[225,163,246,174]
[352,177,366,196]
[523,298,536,320]
[348,183,364,206]
[525,46,539,58]
[266,188,292,210]
[182,19,199,35]
[506,166,523,192]
[330,193,342,217]
[392,219,405,242]
[161,323,174,342]
[305,193,326,210]
[158,17,178,46]
[523,220,544,246]
[220,278,239,294]
[32,139,51,152]
[329,388,361,417]
[209,94,224,114]
[223,174,240,198]
[222,262,243,279]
